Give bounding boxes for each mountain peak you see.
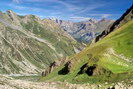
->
[6,10,16,15]
[89,18,98,23]
[6,10,18,21]
[100,18,107,21]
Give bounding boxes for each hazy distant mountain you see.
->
[50,18,114,43]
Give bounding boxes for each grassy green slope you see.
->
[40,20,133,84]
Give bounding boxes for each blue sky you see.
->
[0,0,132,21]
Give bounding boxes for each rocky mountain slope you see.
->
[51,18,114,43]
[41,5,133,87]
[0,10,83,74]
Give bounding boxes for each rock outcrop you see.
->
[42,57,67,76]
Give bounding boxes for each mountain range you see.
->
[0,4,133,89]
[51,18,114,43]
[0,10,114,74]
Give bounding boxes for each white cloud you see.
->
[70,17,91,21]
[12,0,21,3]
[24,0,80,11]
[101,14,111,18]
[10,0,111,20]
[54,0,80,11]
[76,4,105,15]
[12,0,107,15]
[9,4,48,12]
[9,4,63,19]
[88,14,112,18]
[70,14,112,21]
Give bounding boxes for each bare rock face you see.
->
[95,5,133,42]
[42,57,72,76]
[42,61,59,76]
[42,57,67,76]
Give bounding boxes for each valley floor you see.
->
[0,75,133,89]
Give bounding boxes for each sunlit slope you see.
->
[41,20,133,83]
[84,20,133,73]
